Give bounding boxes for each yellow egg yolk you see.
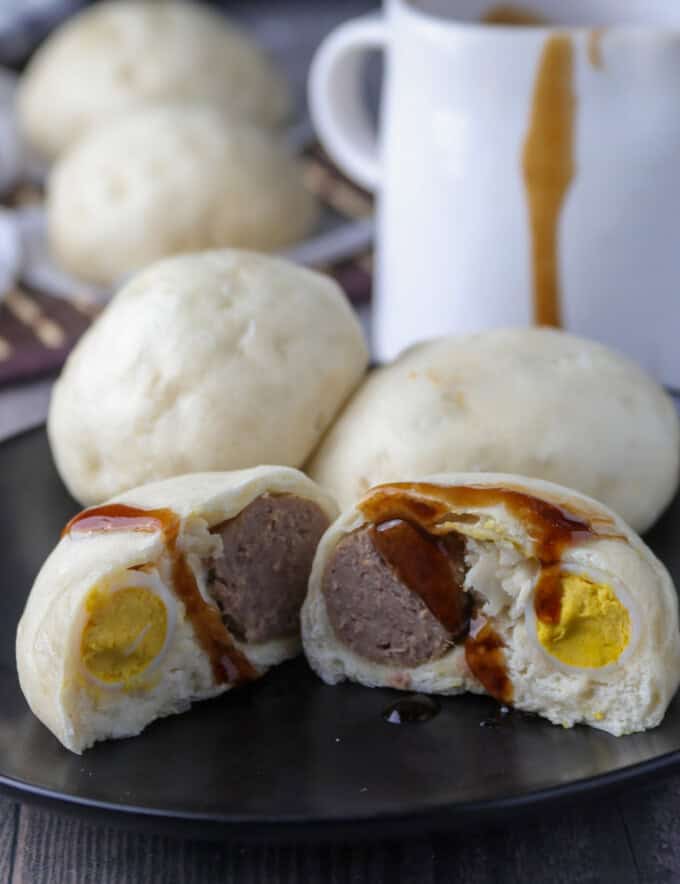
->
[536,574,631,669]
[81,586,167,685]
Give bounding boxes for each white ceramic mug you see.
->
[309,0,680,387]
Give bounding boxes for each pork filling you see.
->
[322,521,471,667]
[206,494,330,644]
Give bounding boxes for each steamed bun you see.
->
[48,250,368,505]
[47,105,318,286]
[18,0,290,159]
[302,473,680,736]
[17,467,338,753]
[308,328,680,533]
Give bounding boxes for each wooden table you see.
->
[0,777,679,883]
[2,2,680,880]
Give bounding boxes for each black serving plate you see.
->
[1,427,680,841]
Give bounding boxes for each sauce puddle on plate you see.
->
[383,694,441,724]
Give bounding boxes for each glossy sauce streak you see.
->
[63,504,167,537]
[65,504,257,686]
[369,519,469,636]
[480,704,512,728]
[482,5,548,26]
[383,694,441,725]
[532,564,565,625]
[466,619,514,704]
[588,28,605,69]
[522,34,576,327]
[359,483,606,561]
[360,483,617,704]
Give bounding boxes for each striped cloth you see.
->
[0,143,374,387]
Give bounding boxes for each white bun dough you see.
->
[302,473,680,736]
[48,250,368,505]
[308,329,680,533]
[17,467,339,754]
[18,0,290,160]
[47,105,318,286]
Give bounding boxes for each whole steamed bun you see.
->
[47,105,318,286]
[48,250,368,506]
[17,0,291,160]
[308,328,680,534]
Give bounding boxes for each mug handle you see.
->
[308,17,386,193]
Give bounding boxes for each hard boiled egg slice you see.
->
[79,568,177,690]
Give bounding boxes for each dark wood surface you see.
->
[1,775,680,883]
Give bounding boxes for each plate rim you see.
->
[1,745,679,840]
[3,424,680,839]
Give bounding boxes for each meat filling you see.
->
[207,494,330,644]
[322,522,471,668]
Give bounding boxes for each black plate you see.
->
[2,427,680,841]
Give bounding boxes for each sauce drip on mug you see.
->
[588,29,606,69]
[482,5,549,26]
[522,33,576,328]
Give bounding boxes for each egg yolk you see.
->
[81,586,167,685]
[536,574,631,669]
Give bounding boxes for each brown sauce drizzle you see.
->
[465,618,514,704]
[521,33,576,327]
[359,483,608,559]
[63,504,167,537]
[482,5,548,26]
[588,28,605,69]
[65,504,257,686]
[532,564,565,625]
[369,519,470,637]
[359,483,618,704]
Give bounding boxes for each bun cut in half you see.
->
[302,474,680,736]
[17,468,338,753]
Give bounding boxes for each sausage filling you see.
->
[322,520,471,667]
[206,494,330,644]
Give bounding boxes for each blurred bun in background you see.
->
[17,0,291,160]
[47,104,318,286]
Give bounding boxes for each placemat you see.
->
[0,143,374,388]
